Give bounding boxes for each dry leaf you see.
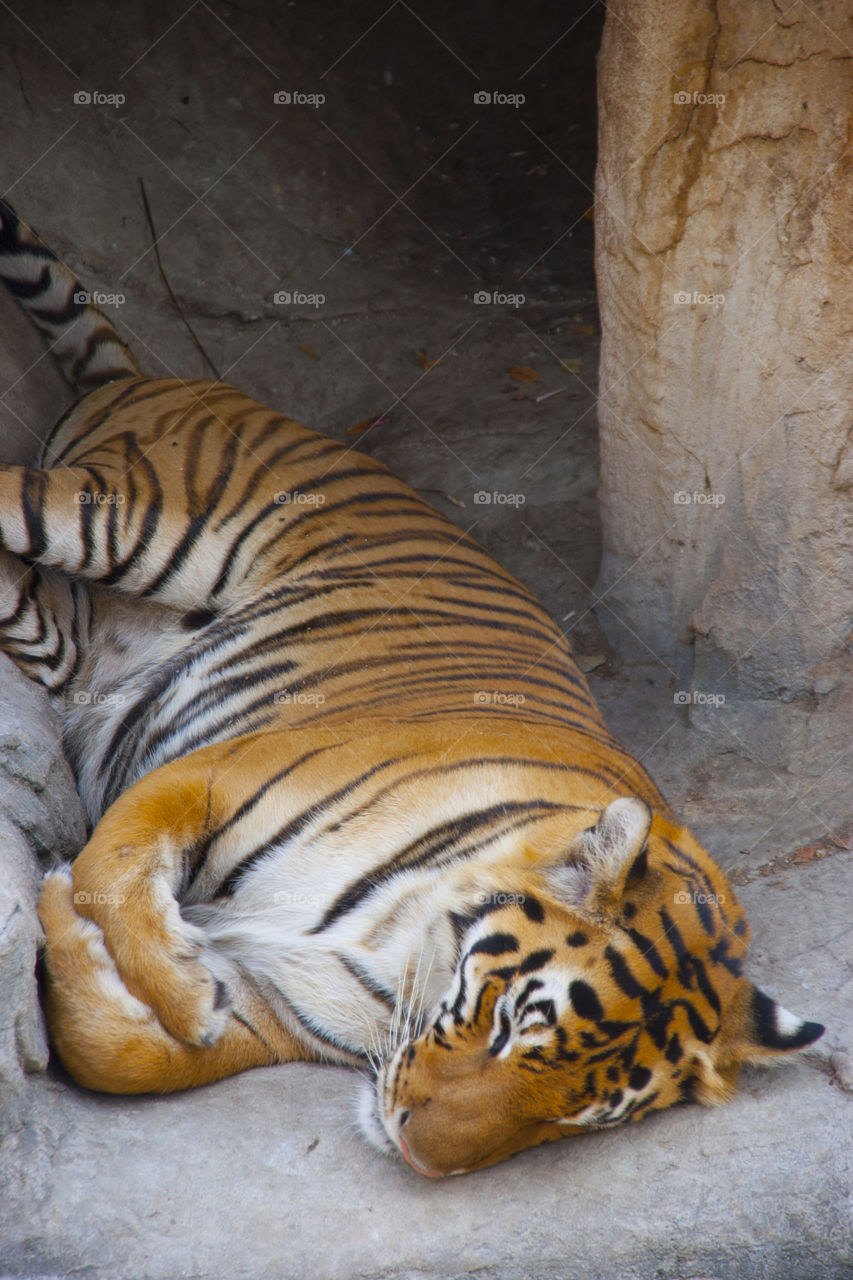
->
[415,349,439,371]
[792,845,820,864]
[510,365,539,383]
[583,206,595,221]
[569,323,598,335]
[575,652,606,673]
[560,358,583,374]
[298,343,320,359]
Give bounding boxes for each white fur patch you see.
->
[775,1004,806,1036]
[356,1076,397,1156]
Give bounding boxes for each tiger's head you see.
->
[361,797,824,1176]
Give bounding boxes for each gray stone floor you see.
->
[0,2,851,1277]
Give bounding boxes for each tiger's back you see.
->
[40,373,648,824]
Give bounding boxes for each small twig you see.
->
[138,178,222,380]
[415,487,465,509]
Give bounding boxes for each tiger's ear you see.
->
[541,797,652,917]
[735,985,825,1061]
[682,985,825,1108]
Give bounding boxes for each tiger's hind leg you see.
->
[39,868,309,1093]
[0,401,266,614]
[0,549,84,689]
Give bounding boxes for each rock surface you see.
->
[594,0,853,772]
[0,656,86,1130]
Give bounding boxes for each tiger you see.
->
[0,198,823,1177]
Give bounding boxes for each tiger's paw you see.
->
[67,873,233,1048]
[141,935,233,1049]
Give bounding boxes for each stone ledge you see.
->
[1,858,849,1280]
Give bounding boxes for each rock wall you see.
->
[594,0,853,770]
[0,657,86,1130]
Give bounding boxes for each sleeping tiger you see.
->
[0,198,823,1177]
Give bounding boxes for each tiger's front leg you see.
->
[39,868,312,1094]
[62,749,239,1048]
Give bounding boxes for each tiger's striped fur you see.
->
[0,199,823,1175]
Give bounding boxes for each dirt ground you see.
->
[0,3,850,1278]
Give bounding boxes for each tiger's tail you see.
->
[0,198,143,395]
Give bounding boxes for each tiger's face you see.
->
[363,798,824,1176]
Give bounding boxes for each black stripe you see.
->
[21,470,47,558]
[99,448,164,587]
[658,908,695,990]
[182,744,336,896]
[708,937,743,977]
[211,480,416,600]
[471,979,492,1027]
[3,264,51,298]
[661,838,729,925]
[143,423,241,595]
[520,894,545,923]
[604,946,648,1000]
[621,926,668,979]
[678,999,715,1045]
[310,801,567,934]
[337,954,398,1012]
[518,948,555,975]
[514,977,544,1013]
[46,379,153,466]
[469,932,519,958]
[488,1010,512,1056]
[570,979,604,1021]
[217,757,406,898]
[691,955,721,1016]
[70,328,136,386]
[28,294,87,326]
[525,998,557,1026]
[267,983,367,1059]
